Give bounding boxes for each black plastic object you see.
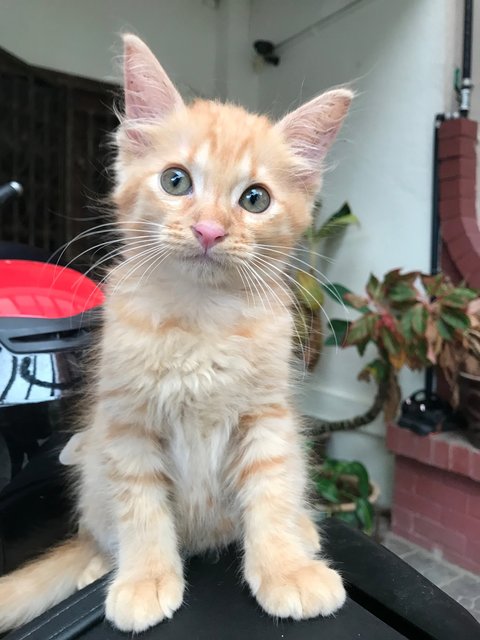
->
[0,312,99,355]
[0,311,101,408]
[3,522,479,640]
[1,445,478,640]
[4,554,406,640]
[398,390,454,436]
[0,432,72,575]
[0,242,52,263]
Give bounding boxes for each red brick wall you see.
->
[387,424,480,574]
[438,118,480,288]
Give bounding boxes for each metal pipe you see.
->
[430,114,444,276]
[425,113,445,397]
[275,0,371,52]
[460,0,474,117]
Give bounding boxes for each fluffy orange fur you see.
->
[0,34,352,633]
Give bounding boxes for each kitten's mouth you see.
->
[182,246,226,265]
[187,254,217,263]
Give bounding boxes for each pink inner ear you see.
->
[123,34,184,122]
[276,89,353,186]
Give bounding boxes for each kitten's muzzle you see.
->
[191,221,228,252]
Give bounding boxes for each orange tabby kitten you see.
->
[0,34,352,633]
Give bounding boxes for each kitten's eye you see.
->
[160,167,192,196]
[239,185,270,213]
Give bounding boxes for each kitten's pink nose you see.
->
[191,221,227,251]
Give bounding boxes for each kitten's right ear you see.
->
[275,88,353,190]
[122,33,184,123]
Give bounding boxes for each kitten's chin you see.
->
[164,252,239,287]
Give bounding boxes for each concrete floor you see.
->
[383,532,480,623]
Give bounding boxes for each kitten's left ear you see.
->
[276,88,353,187]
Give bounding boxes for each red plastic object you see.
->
[0,260,104,319]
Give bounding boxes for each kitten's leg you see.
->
[77,554,111,590]
[298,513,321,554]
[102,424,184,633]
[237,406,346,620]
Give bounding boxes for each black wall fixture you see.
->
[459,0,474,117]
[253,41,280,66]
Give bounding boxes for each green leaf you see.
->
[314,202,359,240]
[315,477,340,504]
[358,358,389,383]
[330,319,350,334]
[303,226,315,243]
[411,304,428,335]
[324,319,350,347]
[381,327,401,356]
[322,459,369,487]
[388,282,417,303]
[383,268,402,288]
[296,271,324,311]
[436,317,456,340]
[421,273,444,297]
[441,308,470,331]
[322,459,349,474]
[454,287,478,299]
[334,511,359,527]
[323,283,369,311]
[357,338,369,357]
[316,215,359,239]
[344,293,371,311]
[442,289,478,309]
[355,498,374,534]
[345,314,376,346]
[331,202,352,219]
[366,274,381,300]
[341,461,370,497]
[401,307,415,341]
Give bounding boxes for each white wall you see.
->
[469,2,480,122]
[252,0,459,423]
[0,0,263,108]
[0,0,219,98]
[470,2,480,222]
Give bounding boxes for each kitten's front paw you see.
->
[105,571,184,632]
[251,561,346,620]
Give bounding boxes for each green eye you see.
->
[160,167,192,196]
[239,185,270,213]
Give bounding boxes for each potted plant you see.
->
[292,202,358,370]
[316,269,480,437]
[439,299,480,447]
[311,457,379,534]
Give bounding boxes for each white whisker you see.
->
[246,259,308,374]
[252,253,338,352]
[255,250,348,319]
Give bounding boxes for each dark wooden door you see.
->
[0,46,118,269]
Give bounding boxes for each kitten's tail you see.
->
[0,535,98,632]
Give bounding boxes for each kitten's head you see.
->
[114,34,352,287]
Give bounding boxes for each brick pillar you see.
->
[387,423,480,574]
[438,118,480,288]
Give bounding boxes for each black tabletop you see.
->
[2,443,479,640]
